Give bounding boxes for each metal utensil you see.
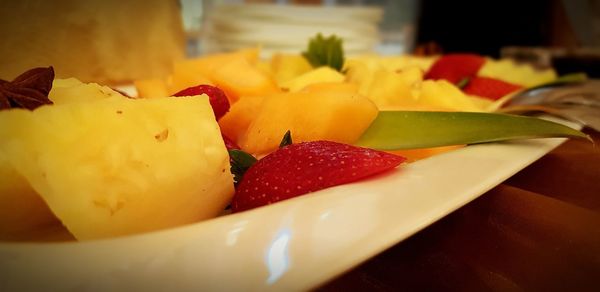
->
[499,80,600,131]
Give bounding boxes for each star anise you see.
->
[0,67,55,110]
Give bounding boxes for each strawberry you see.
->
[425,54,486,84]
[231,140,405,212]
[463,77,523,100]
[174,85,230,120]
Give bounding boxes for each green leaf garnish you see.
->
[229,149,258,185]
[302,33,345,72]
[456,77,471,89]
[279,130,293,148]
[355,111,589,150]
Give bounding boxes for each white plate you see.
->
[0,124,575,291]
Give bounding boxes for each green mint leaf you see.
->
[302,33,345,72]
[228,149,258,185]
[279,130,293,148]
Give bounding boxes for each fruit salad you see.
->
[0,35,582,242]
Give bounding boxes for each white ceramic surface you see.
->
[0,132,574,291]
[201,3,382,56]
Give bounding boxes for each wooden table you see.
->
[319,129,600,291]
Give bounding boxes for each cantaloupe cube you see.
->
[240,91,378,155]
[281,67,345,92]
[0,96,234,240]
[218,96,265,143]
[211,57,279,102]
[134,78,169,98]
[166,72,214,95]
[173,47,260,79]
[388,145,464,163]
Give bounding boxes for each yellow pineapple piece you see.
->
[346,55,436,77]
[363,67,424,110]
[414,80,481,111]
[254,59,274,79]
[0,96,234,240]
[270,53,313,85]
[300,82,360,96]
[50,78,126,104]
[280,67,345,92]
[467,95,495,111]
[479,58,557,87]
[0,154,60,240]
[344,57,383,95]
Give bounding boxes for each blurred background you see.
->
[0,0,598,84]
[188,0,600,69]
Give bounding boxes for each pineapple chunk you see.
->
[0,154,59,240]
[479,58,557,88]
[270,53,313,85]
[281,67,345,92]
[300,82,360,96]
[414,80,482,111]
[0,96,234,240]
[50,78,127,104]
[362,67,424,110]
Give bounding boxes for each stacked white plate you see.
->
[201,3,383,57]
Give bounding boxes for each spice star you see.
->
[0,67,54,110]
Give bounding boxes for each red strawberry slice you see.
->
[463,77,523,100]
[425,54,486,84]
[231,141,405,212]
[174,85,230,120]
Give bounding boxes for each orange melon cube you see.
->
[240,91,378,155]
[134,78,169,98]
[388,145,464,163]
[166,72,213,95]
[172,47,260,78]
[211,57,279,102]
[218,96,265,142]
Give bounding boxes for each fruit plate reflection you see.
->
[0,117,576,291]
